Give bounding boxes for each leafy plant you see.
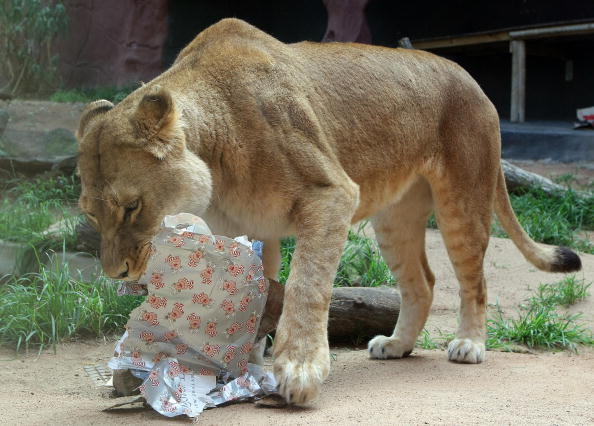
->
[0,0,68,95]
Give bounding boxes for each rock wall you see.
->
[322,0,371,44]
[56,0,169,88]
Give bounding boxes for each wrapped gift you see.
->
[109,213,276,417]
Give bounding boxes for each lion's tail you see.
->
[494,167,582,273]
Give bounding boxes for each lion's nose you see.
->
[104,261,130,279]
[118,261,130,279]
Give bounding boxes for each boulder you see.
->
[0,100,83,175]
[0,127,78,175]
[0,108,8,138]
[44,128,78,157]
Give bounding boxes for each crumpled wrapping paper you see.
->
[109,213,277,417]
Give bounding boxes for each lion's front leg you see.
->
[273,184,358,405]
[249,238,281,365]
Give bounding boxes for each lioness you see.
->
[77,18,581,405]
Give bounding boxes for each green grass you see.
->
[417,329,440,349]
[487,276,593,351]
[49,85,136,104]
[334,224,395,287]
[529,276,591,307]
[278,223,395,288]
[553,173,579,187]
[5,173,81,203]
[0,174,81,248]
[495,188,594,254]
[0,172,133,353]
[416,329,455,350]
[417,276,593,352]
[487,305,593,351]
[278,237,296,285]
[0,258,142,353]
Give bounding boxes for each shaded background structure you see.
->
[56,0,594,121]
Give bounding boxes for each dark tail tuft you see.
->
[550,247,582,272]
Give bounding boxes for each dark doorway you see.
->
[164,0,327,66]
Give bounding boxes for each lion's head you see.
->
[76,86,212,280]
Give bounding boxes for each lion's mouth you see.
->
[125,241,153,281]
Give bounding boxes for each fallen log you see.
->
[501,159,585,197]
[328,286,400,342]
[259,280,400,343]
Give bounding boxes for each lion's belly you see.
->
[204,165,420,240]
[350,172,419,223]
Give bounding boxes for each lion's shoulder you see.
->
[173,18,282,66]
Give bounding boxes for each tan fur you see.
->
[77,19,581,405]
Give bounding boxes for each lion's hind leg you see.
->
[430,168,496,364]
[368,177,435,359]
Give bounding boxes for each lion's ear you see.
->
[132,86,183,159]
[77,100,114,140]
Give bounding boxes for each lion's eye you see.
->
[124,200,141,221]
[125,201,138,213]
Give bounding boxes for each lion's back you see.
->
[170,19,488,117]
[163,19,499,172]
[172,19,284,75]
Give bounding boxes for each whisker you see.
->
[90,196,109,202]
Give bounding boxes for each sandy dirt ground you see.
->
[1,230,593,425]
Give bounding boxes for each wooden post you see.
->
[510,40,526,122]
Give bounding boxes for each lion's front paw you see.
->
[368,335,413,359]
[274,349,330,405]
[447,338,485,364]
